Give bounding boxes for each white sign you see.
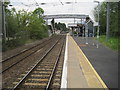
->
[94,22,98,26]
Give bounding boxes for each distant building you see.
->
[68,18,94,37]
[86,20,94,37]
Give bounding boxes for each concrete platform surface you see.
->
[73,36,118,88]
[67,35,108,88]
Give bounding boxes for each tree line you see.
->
[93,2,119,37]
[3,2,48,51]
[51,18,67,31]
[55,22,67,31]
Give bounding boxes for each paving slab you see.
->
[73,36,118,88]
[67,35,107,88]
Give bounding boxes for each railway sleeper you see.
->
[41,62,55,64]
[39,64,55,66]
[22,83,47,88]
[33,68,53,71]
[37,66,54,69]
[34,70,52,72]
[51,82,60,88]
[36,67,53,70]
[24,79,48,83]
[21,85,46,90]
[33,71,52,74]
[56,71,62,74]
[30,75,50,78]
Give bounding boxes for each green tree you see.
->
[32,7,44,18]
[6,7,48,39]
[3,6,48,51]
[57,22,67,31]
[28,8,48,39]
[109,2,119,36]
[93,2,119,37]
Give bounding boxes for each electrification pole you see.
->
[2,0,6,43]
[0,3,1,40]
[97,2,100,48]
[106,2,110,41]
[94,0,100,48]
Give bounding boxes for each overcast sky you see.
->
[9,0,119,25]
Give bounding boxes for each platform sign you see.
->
[94,22,98,26]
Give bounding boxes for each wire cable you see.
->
[59,0,64,5]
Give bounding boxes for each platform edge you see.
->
[60,34,68,89]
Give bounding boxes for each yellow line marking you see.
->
[70,36,108,89]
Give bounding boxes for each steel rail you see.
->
[1,36,59,73]
[46,37,65,90]
[12,37,62,90]
[1,36,54,63]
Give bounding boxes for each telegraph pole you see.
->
[97,2,100,48]
[0,1,2,37]
[106,2,110,41]
[94,0,100,48]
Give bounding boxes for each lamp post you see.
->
[94,0,100,48]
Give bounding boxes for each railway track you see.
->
[11,35,65,89]
[1,36,61,73]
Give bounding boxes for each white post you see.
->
[97,1,100,48]
[93,26,95,45]
[94,0,100,48]
[85,23,88,44]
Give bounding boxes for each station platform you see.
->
[61,34,108,89]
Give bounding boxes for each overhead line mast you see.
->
[34,0,39,6]
[59,0,64,5]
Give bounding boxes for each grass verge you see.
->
[99,35,119,52]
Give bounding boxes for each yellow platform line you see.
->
[70,36,108,89]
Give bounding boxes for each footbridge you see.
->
[43,14,94,37]
[43,14,89,19]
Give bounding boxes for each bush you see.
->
[3,6,49,52]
